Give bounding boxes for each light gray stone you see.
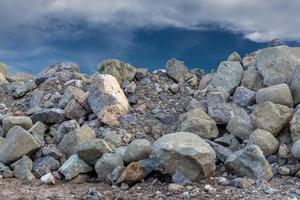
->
[232,86,255,107]
[1,116,33,137]
[249,129,279,156]
[124,139,152,163]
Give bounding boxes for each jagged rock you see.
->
[58,86,85,108]
[214,133,240,150]
[124,139,152,163]
[77,139,112,166]
[107,165,126,183]
[41,172,56,185]
[58,127,96,158]
[199,74,213,90]
[32,156,61,177]
[177,109,219,139]
[58,154,92,180]
[97,59,136,85]
[41,146,63,160]
[169,83,179,94]
[95,153,124,182]
[28,121,47,146]
[0,126,41,164]
[29,89,44,110]
[65,99,87,119]
[256,46,300,86]
[209,61,243,93]
[1,116,33,137]
[153,132,216,181]
[232,86,255,107]
[288,67,300,105]
[292,140,300,159]
[226,114,253,140]
[13,79,36,98]
[31,108,66,124]
[225,145,273,180]
[249,129,279,156]
[117,158,160,185]
[56,120,79,143]
[35,62,80,85]
[241,66,264,91]
[205,140,233,163]
[227,52,242,63]
[165,58,190,83]
[290,109,300,142]
[88,74,129,126]
[251,101,292,136]
[0,162,13,178]
[256,83,294,107]
[135,68,148,80]
[268,39,287,47]
[11,156,35,181]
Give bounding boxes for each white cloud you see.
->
[0,0,299,42]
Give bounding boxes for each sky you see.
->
[1,0,300,74]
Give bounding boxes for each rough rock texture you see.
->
[31,108,66,124]
[124,139,152,163]
[291,140,300,159]
[97,59,136,85]
[251,101,292,136]
[256,83,294,107]
[153,132,216,181]
[165,58,190,83]
[225,145,273,180]
[249,129,279,156]
[0,126,41,164]
[227,52,242,63]
[11,156,35,181]
[288,67,300,105]
[1,116,33,137]
[177,109,219,139]
[290,108,300,142]
[241,66,264,92]
[232,86,255,107]
[226,114,253,140]
[88,74,129,126]
[28,121,47,146]
[32,156,61,177]
[209,61,243,93]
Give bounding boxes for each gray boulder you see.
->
[249,129,279,156]
[97,59,136,85]
[32,156,61,177]
[177,109,219,139]
[232,86,255,107]
[13,79,36,98]
[209,61,243,93]
[11,156,35,181]
[290,109,300,142]
[226,114,253,140]
[65,99,87,119]
[256,83,294,107]
[56,120,79,143]
[0,162,13,178]
[1,116,33,137]
[225,145,273,180]
[227,52,242,63]
[165,58,191,83]
[256,46,300,86]
[288,67,300,105]
[0,126,41,164]
[291,140,300,159]
[241,66,264,91]
[153,132,216,181]
[251,101,292,136]
[58,154,92,180]
[31,108,65,124]
[28,121,47,146]
[77,138,112,166]
[88,74,129,126]
[124,139,152,163]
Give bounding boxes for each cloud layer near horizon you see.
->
[0,0,299,42]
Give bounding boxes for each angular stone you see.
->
[153,132,216,181]
[249,129,279,156]
[13,79,36,98]
[95,153,124,182]
[65,99,87,119]
[227,52,242,63]
[232,86,255,107]
[199,74,214,90]
[256,46,300,86]
[241,66,264,92]
[31,108,65,124]
[209,61,243,93]
[58,154,92,180]
[165,58,190,83]
[32,156,61,177]
[58,127,96,158]
[135,68,148,80]
[205,140,233,163]
[124,139,152,163]
[290,109,300,142]
[97,59,136,85]
[226,114,253,140]
[292,140,300,159]
[0,126,41,164]
[288,67,300,105]
[0,162,13,178]
[58,86,85,108]
[251,101,292,136]
[28,122,47,146]
[117,158,160,185]
[225,145,273,180]
[56,120,79,143]
[1,116,33,137]
[256,83,294,107]
[11,156,35,181]
[77,138,112,166]
[88,74,129,126]
[177,109,219,139]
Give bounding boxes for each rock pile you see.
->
[1,45,300,190]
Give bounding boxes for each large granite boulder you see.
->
[153,132,216,181]
[209,61,243,93]
[251,101,292,136]
[256,83,294,107]
[88,74,129,126]
[0,126,41,164]
[225,145,273,180]
[177,109,219,139]
[97,59,136,85]
[256,46,300,86]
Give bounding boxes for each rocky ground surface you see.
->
[1,40,300,199]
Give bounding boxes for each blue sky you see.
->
[1,0,300,74]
